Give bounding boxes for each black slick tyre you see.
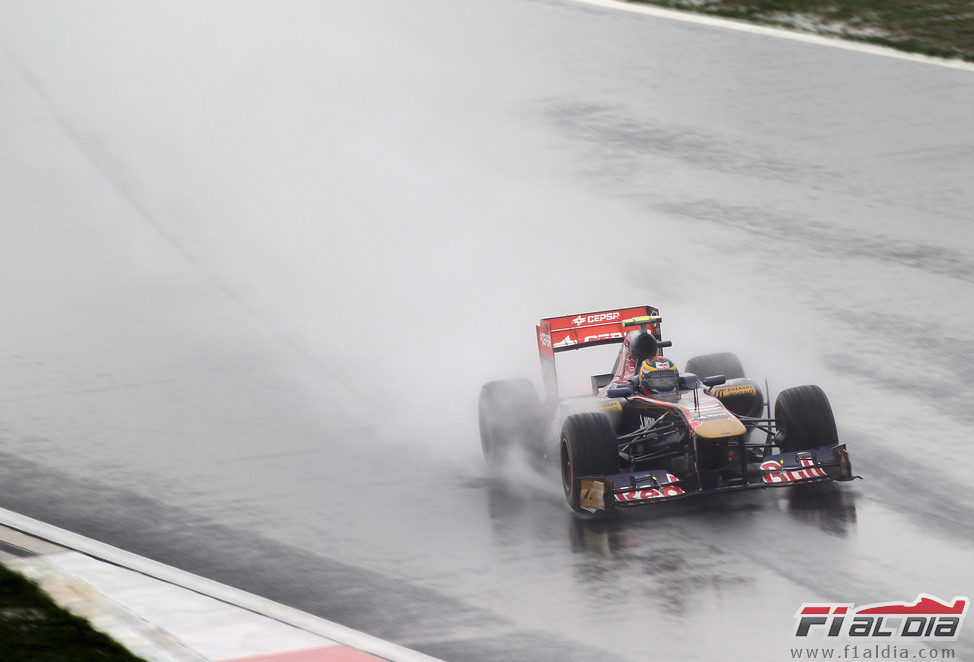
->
[560,412,618,510]
[774,385,839,453]
[478,379,544,465]
[685,352,746,380]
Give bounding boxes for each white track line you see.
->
[572,0,974,72]
[0,506,444,662]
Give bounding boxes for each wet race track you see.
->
[1,0,973,660]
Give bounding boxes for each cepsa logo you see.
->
[571,312,621,326]
[794,595,968,641]
[582,332,624,343]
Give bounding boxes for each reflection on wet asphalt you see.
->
[0,424,970,661]
[783,484,858,536]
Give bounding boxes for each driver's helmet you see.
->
[638,356,679,393]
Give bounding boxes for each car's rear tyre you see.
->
[774,385,838,453]
[685,352,746,380]
[560,413,618,510]
[478,379,545,465]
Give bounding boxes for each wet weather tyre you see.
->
[560,413,618,510]
[478,379,544,465]
[685,352,745,380]
[774,385,838,453]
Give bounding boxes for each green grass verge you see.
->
[0,562,145,661]
[632,0,974,62]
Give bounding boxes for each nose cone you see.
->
[693,418,746,438]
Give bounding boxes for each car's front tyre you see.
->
[560,412,618,511]
[774,384,839,452]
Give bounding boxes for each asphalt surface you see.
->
[0,1,973,660]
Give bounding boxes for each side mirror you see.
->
[702,375,726,387]
[680,374,700,390]
[590,373,614,395]
[606,382,633,398]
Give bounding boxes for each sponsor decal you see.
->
[551,331,623,348]
[614,485,684,502]
[712,384,756,397]
[600,401,623,413]
[761,458,827,483]
[641,358,674,371]
[684,401,724,412]
[582,332,624,343]
[571,311,621,327]
[686,403,735,423]
[794,595,968,641]
[692,411,734,422]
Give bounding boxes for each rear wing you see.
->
[536,306,659,401]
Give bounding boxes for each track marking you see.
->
[571,0,974,72]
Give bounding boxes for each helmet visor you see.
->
[641,369,679,393]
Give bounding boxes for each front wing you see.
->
[578,444,857,511]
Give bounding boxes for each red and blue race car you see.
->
[478,306,858,514]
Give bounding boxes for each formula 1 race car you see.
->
[478,306,858,514]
